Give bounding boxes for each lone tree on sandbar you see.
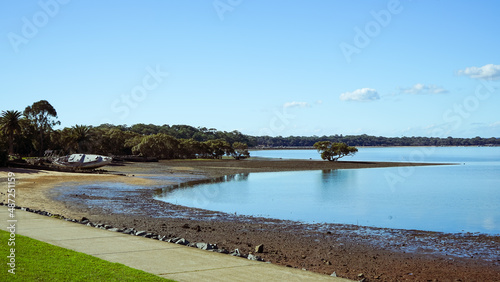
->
[313,141,358,161]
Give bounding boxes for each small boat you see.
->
[52,154,112,169]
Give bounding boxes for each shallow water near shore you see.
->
[155,147,500,235]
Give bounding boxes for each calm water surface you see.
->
[155,147,500,235]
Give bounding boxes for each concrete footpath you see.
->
[2,209,352,281]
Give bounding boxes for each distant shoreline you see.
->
[250,145,499,150]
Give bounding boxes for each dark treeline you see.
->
[254,134,500,147]
[1,121,252,159]
[0,100,255,162]
[0,100,253,163]
[95,126,500,148]
[1,100,498,165]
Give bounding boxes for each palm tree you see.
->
[0,110,22,155]
[72,125,91,153]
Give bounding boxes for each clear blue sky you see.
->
[1,0,499,138]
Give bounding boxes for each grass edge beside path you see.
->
[0,230,173,281]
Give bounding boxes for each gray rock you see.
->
[135,231,147,236]
[247,254,257,260]
[331,272,337,277]
[194,242,217,250]
[217,249,229,254]
[167,237,189,245]
[176,238,189,245]
[230,249,242,257]
[247,254,263,261]
[167,237,179,243]
[108,228,121,232]
[122,228,135,235]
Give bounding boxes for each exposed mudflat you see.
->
[2,159,499,281]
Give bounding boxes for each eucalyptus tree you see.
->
[94,128,141,155]
[50,128,70,154]
[178,138,204,159]
[231,142,250,160]
[23,100,60,156]
[132,133,180,159]
[204,139,233,159]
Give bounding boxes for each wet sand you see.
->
[1,159,499,281]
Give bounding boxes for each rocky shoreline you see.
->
[2,159,499,281]
[6,199,500,281]
[5,205,265,261]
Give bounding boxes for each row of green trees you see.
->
[0,100,60,158]
[130,134,250,160]
[0,100,250,161]
[2,99,499,164]
[77,124,500,147]
[255,134,500,147]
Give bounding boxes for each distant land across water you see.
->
[93,123,500,147]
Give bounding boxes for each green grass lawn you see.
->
[0,230,173,281]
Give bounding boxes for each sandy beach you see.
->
[1,159,499,281]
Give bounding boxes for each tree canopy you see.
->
[132,133,180,159]
[231,142,250,160]
[313,141,358,161]
[23,100,60,156]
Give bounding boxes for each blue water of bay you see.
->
[155,147,500,235]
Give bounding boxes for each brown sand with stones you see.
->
[1,159,499,281]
